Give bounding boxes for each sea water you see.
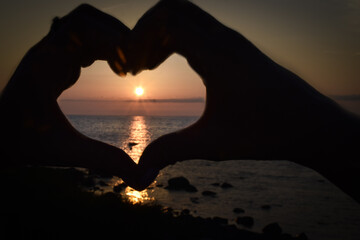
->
[67,115,360,240]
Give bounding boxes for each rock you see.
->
[128,142,138,150]
[165,177,197,192]
[162,207,173,213]
[262,222,282,236]
[261,204,271,210]
[233,208,245,214]
[202,190,217,197]
[181,209,190,215]
[211,182,220,186]
[236,216,254,228]
[221,182,233,189]
[213,217,228,225]
[156,183,164,187]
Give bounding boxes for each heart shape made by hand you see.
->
[1,0,359,202]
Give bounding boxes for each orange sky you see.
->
[1,0,359,116]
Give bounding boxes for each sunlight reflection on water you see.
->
[121,116,153,204]
[122,116,151,164]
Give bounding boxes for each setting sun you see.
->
[135,87,144,96]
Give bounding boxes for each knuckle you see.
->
[74,3,96,13]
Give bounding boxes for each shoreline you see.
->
[0,166,307,240]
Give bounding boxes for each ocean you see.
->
[67,115,360,240]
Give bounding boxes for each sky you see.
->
[0,0,359,115]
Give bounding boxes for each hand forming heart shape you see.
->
[0,0,359,202]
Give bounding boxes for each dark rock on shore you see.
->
[261,204,271,210]
[181,209,190,215]
[221,182,233,189]
[236,216,254,228]
[128,142,138,149]
[190,197,200,204]
[165,176,198,192]
[233,208,245,214]
[202,190,217,197]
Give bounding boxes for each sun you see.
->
[135,87,144,96]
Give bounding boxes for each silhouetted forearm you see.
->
[137,0,360,201]
[0,6,146,189]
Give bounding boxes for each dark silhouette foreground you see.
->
[0,5,148,190]
[0,166,306,240]
[0,0,359,204]
[131,0,360,202]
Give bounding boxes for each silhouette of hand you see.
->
[134,1,360,201]
[0,4,148,190]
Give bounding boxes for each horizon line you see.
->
[59,97,205,103]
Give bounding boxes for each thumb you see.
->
[138,125,219,172]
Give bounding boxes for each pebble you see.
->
[233,208,245,214]
[165,176,198,192]
[221,182,233,189]
[202,190,217,197]
[261,204,271,210]
[181,209,190,215]
[211,182,220,186]
[128,142,138,150]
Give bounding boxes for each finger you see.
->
[138,123,218,171]
[50,111,142,189]
[54,4,130,72]
[126,0,180,74]
[107,47,127,77]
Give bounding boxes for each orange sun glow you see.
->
[135,87,144,96]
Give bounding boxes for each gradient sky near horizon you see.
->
[0,0,359,115]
